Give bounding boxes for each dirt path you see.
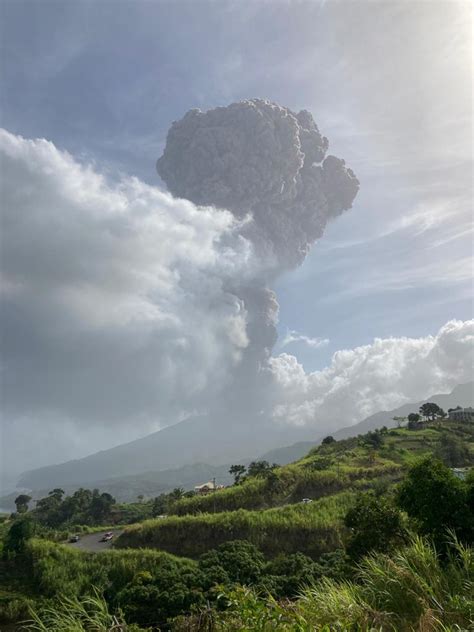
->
[65,529,123,552]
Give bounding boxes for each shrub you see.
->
[344,492,406,559]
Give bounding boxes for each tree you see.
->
[344,493,405,559]
[322,435,335,445]
[3,515,37,555]
[407,413,421,430]
[90,491,115,523]
[48,488,65,502]
[152,494,168,517]
[137,494,144,503]
[247,461,277,478]
[434,433,472,467]
[392,416,407,428]
[362,430,383,449]
[14,494,32,514]
[397,457,473,548]
[419,402,444,421]
[264,552,321,597]
[169,488,185,502]
[199,540,265,586]
[229,464,247,485]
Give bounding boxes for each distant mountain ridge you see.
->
[18,413,318,490]
[256,382,473,465]
[17,382,473,493]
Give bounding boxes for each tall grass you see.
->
[117,492,355,558]
[23,538,196,598]
[181,537,473,631]
[23,591,145,631]
[297,536,473,630]
[172,460,402,516]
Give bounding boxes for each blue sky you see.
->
[2,0,470,372]
[1,1,472,479]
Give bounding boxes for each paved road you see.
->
[65,529,123,552]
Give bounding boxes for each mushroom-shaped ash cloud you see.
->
[157,99,359,268]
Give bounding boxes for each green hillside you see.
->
[116,420,474,558]
[1,417,473,631]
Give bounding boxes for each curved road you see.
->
[65,529,123,552]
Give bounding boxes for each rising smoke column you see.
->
[157,99,359,419]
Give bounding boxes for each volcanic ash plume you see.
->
[157,99,359,268]
[157,99,359,424]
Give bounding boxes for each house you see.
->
[451,468,471,481]
[448,407,474,423]
[194,481,224,495]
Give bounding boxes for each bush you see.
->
[344,492,406,559]
[199,540,265,587]
[397,457,473,548]
[182,537,473,631]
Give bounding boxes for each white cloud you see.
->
[269,319,474,427]
[0,129,256,474]
[281,330,329,350]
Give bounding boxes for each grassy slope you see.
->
[117,492,354,558]
[116,421,474,558]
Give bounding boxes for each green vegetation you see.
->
[182,536,472,631]
[118,492,353,558]
[169,420,473,517]
[2,418,473,630]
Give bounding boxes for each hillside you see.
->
[115,418,474,558]
[17,382,472,492]
[258,381,473,465]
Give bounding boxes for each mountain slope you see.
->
[18,413,317,489]
[258,382,473,465]
[18,382,472,490]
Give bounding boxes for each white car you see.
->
[302,498,312,504]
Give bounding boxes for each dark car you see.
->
[100,531,114,542]
[69,534,80,543]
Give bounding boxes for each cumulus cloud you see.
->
[0,128,257,474]
[269,319,474,427]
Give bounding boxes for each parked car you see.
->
[302,498,312,504]
[69,534,80,543]
[100,531,114,542]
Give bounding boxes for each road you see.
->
[65,529,123,552]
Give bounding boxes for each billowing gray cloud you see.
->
[157,99,359,268]
[155,99,359,421]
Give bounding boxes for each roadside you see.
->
[64,529,123,552]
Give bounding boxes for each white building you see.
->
[448,407,474,423]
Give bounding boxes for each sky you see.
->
[0,0,473,483]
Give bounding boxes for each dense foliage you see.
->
[1,420,473,630]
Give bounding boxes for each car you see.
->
[69,534,80,543]
[100,531,114,542]
[301,498,312,504]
